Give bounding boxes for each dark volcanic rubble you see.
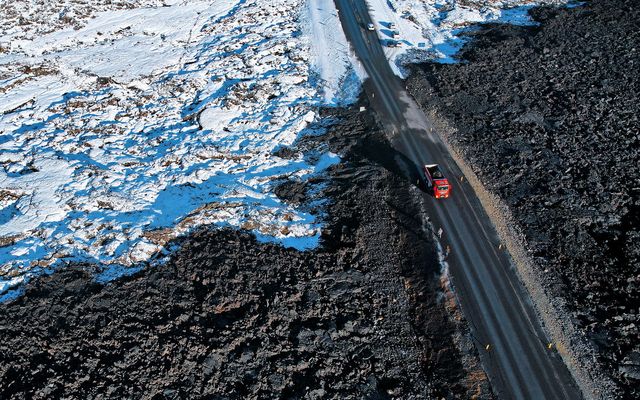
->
[0,104,489,399]
[407,0,639,397]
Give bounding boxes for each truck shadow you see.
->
[350,128,430,194]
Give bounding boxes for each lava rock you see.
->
[0,101,488,399]
[407,0,639,397]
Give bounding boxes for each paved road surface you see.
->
[333,0,583,398]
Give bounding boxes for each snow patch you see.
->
[0,0,356,297]
[366,0,568,76]
[303,0,366,106]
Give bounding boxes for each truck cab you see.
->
[423,164,451,199]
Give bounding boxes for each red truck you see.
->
[423,164,451,199]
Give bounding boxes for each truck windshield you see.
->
[438,186,449,191]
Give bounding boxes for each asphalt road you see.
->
[333,0,583,398]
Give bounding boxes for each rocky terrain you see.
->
[0,0,345,295]
[6,0,636,398]
[0,101,490,399]
[0,0,165,42]
[407,0,639,397]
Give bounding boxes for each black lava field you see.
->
[407,0,639,397]
[0,104,488,399]
[1,1,638,399]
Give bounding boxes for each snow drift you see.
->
[0,0,353,298]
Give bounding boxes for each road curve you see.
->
[333,0,583,398]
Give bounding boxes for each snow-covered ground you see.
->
[304,0,366,105]
[0,0,355,299]
[0,0,166,42]
[366,0,567,76]
[0,0,574,300]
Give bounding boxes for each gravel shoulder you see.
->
[406,1,639,398]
